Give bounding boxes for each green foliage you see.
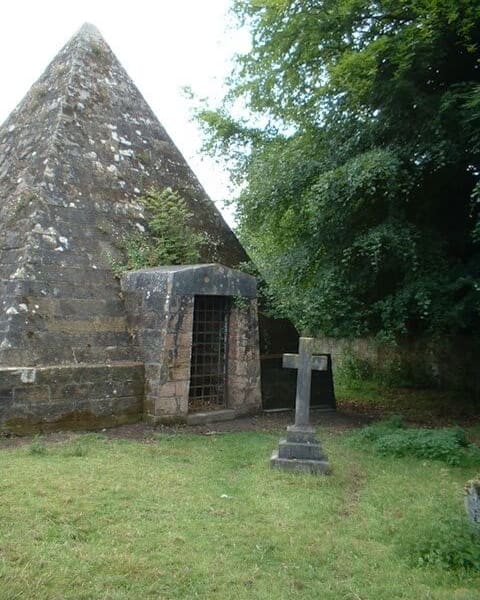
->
[90,40,105,59]
[61,440,89,457]
[237,259,278,315]
[232,295,249,310]
[113,188,205,275]
[374,428,473,465]
[30,83,47,109]
[398,492,480,571]
[337,355,375,383]
[198,0,480,340]
[403,516,480,570]
[353,415,406,440]
[351,417,480,465]
[27,434,47,456]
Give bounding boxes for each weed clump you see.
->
[399,510,480,571]
[27,435,47,456]
[61,441,89,457]
[350,416,480,466]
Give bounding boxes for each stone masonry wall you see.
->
[227,300,262,414]
[312,335,480,397]
[121,265,262,423]
[122,272,192,423]
[0,363,144,434]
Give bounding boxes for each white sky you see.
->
[0,0,247,226]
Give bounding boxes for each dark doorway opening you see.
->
[189,295,230,412]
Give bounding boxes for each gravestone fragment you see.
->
[465,479,480,527]
[270,337,331,474]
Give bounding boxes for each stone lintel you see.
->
[121,264,257,298]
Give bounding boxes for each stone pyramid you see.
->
[0,23,247,371]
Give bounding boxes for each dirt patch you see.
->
[0,409,367,449]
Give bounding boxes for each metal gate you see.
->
[188,295,230,411]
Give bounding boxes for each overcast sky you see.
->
[0,0,247,225]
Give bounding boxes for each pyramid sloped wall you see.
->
[0,24,247,370]
[0,25,250,432]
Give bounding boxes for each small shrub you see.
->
[62,441,88,457]
[350,419,479,466]
[28,435,47,456]
[142,188,205,264]
[353,415,406,442]
[111,188,205,276]
[399,514,480,571]
[374,428,469,465]
[30,84,47,109]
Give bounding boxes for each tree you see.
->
[199,0,480,339]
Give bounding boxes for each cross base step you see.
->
[270,451,331,475]
[277,439,326,460]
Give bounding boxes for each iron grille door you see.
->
[189,295,230,411]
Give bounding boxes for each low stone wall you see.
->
[0,362,145,433]
[312,335,480,396]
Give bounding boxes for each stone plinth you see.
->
[271,425,330,474]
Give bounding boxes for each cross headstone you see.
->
[270,337,331,474]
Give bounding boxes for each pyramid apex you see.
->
[76,22,103,40]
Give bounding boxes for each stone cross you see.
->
[283,337,328,429]
[270,336,331,474]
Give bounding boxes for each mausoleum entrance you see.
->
[121,264,262,423]
[189,295,231,412]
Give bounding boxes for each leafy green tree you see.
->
[199,0,480,339]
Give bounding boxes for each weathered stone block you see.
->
[465,480,480,525]
[277,439,326,460]
[13,385,51,403]
[270,452,331,475]
[0,363,145,433]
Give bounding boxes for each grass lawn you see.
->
[0,429,479,599]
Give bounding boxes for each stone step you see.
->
[186,409,236,426]
[270,451,331,474]
[277,439,325,460]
